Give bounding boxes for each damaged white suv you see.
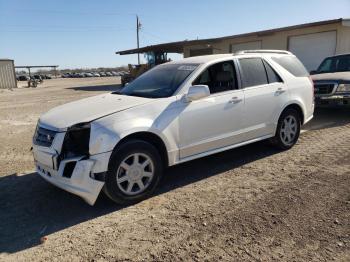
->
[33,50,314,205]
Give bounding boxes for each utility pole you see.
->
[136,15,141,65]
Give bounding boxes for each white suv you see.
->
[32,50,314,205]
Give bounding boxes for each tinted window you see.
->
[197,69,211,84]
[120,64,198,98]
[263,60,282,83]
[317,58,332,73]
[317,55,350,73]
[239,58,268,88]
[193,61,237,94]
[272,56,308,77]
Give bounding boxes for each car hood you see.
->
[311,72,350,82]
[39,93,152,130]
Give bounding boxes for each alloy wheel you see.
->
[116,153,154,196]
[280,115,298,145]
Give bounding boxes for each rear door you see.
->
[238,57,288,140]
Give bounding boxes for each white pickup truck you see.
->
[311,54,350,107]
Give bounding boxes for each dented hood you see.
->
[39,93,151,130]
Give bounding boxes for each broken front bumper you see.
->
[33,145,110,205]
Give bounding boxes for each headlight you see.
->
[336,84,350,93]
[61,122,91,157]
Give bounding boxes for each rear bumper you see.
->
[315,95,350,107]
[304,114,313,125]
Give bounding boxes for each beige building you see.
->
[117,18,350,71]
[0,59,17,89]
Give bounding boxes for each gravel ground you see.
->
[0,78,349,261]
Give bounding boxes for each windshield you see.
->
[317,55,350,74]
[119,63,198,98]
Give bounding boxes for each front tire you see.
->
[104,140,163,205]
[270,108,301,150]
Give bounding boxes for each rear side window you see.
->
[239,58,268,88]
[271,56,308,77]
[263,60,282,83]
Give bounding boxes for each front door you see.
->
[178,60,245,159]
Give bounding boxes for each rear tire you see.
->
[104,140,163,205]
[270,108,301,150]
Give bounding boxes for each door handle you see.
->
[275,88,286,95]
[228,97,242,104]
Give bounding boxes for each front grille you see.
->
[33,126,57,147]
[314,83,335,95]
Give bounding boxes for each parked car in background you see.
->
[311,53,350,106]
[32,50,314,205]
[85,72,94,77]
[62,73,71,78]
[33,75,43,82]
[61,70,127,78]
[39,74,50,79]
[17,75,30,81]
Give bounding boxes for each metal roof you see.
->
[116,18,345,55]
[15,65,58,68]
[116,39,215,55]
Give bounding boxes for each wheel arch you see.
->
[278,102,305,125]
[113,131,169,168]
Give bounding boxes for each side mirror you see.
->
[309,70,317,75]
[185,85,210,102]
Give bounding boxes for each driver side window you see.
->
[193,60,238,94]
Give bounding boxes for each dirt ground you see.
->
[0,78,349,261]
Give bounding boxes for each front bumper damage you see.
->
[33,141,111,205]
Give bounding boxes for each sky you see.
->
[0,0,349,69]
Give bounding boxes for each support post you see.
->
[136,15,140,65]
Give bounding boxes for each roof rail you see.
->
[235,50,292,55]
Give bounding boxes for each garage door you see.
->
[231,41,262,53]
[288,31,336,71]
